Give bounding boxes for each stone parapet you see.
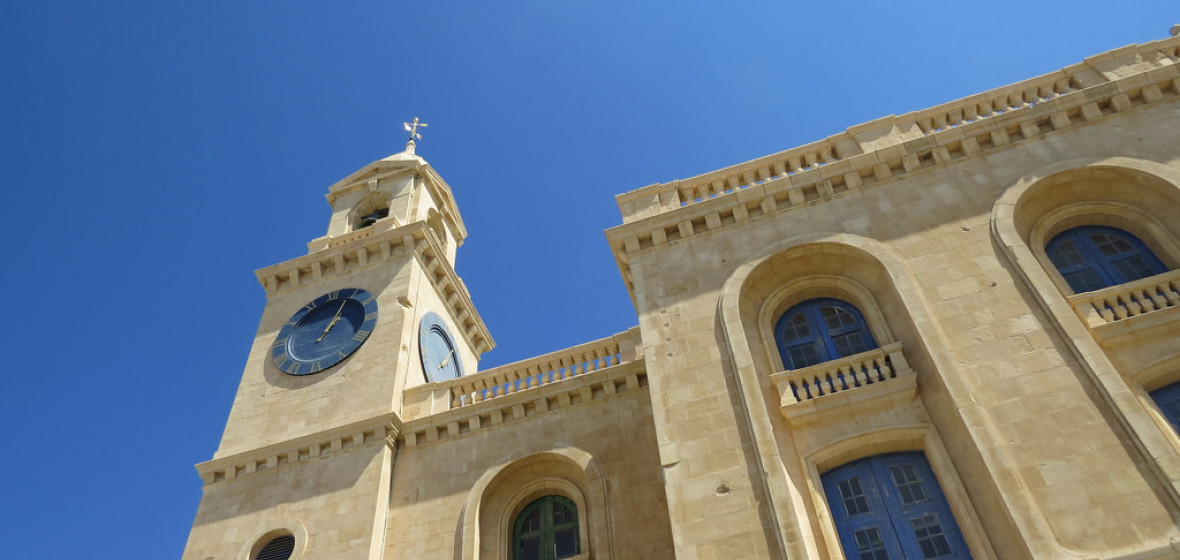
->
[401,360,647,448]
[608,34,1180,297]
[194,412,401,487]
[402,327,642,421]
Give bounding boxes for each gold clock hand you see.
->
[317,299,350,342]
[438,349,455,369]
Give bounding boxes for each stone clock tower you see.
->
[181,139,493,560]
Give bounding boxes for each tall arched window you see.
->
[775,298,878,369]
[822,452,973,560]
[513,495,579,560]
[1046,226,1166,293]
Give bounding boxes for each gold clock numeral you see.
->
[338,350,347,359]
[272,337,288,350]
[365,311,378,322]
[311,361,323,372]
[326,290,339,301]
[353,329,371,342]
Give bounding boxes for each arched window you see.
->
[1046,226,1166,293]
[254,534,295,560]
[351,194,392,230]
[822,452,973,560]
[775,298,877,369]
[1150,382,1180,434]
[513,495,579,560]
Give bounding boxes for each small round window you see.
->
[255,534,295,560]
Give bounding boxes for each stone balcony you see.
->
[769,342,917,426]
[1067,269,1180,347]
[1069,269,1180,326]
[400,328,645,446]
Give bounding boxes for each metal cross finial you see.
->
[403,117,428,141]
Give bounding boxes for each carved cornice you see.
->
[255,220,495,354]
[325,153,468,244]
[606,35,1180,297]
[195,413,402,487]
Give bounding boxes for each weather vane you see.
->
[402,117,428,155]
[404,117,428,141]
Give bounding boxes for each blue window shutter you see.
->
[1150,382,1180,433]
[1046,226,1166,293]
[776,298,878,370]
[824,452,974,559]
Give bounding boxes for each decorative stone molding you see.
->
[324,152,468,245]
[608,34,1180,295]
[196,413,402,487]
[771,342,914,402]
[401,361,647,449]
[1069,269,1180,326]
[255,220,494,354]
[404,328,641,420]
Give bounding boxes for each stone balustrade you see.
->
[403,327,641,420]
[770,342,913,406]
[614,35,1180,224]
[1068,269,1180,326]
[656,74,1077,213]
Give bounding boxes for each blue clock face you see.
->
[272,288,378,376]
[419,312,463,383]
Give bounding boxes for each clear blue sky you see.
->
[1,2,1176,557]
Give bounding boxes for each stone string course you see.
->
[608,36,1180,293]
[197,330,646,484]
[196,414,401,487]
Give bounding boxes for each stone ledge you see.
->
[770,342,918,427]
[195,413,401,487]
[607,35,1180,297]
[401,361,648,449]
[255,220,494,354]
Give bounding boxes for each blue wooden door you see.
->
[823,452,973,560]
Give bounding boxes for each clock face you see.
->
[419,312,463,382]
[272,288,378,376]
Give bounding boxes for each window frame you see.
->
[757,277,895,375]
[1150,381,1180,435]
[512,495,581,560]
[804,428,996,560]
[480,473,596,560]
[774,297,879,370]
[822,452,974,560]
[238,521,307,560]
[1045,225,1167,293]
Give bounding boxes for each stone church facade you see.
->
[182,32,1180,560]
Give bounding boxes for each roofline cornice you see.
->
[606,35,1180,302]
[255,220,495,355]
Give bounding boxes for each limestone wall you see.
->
[608,88,1180,559]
